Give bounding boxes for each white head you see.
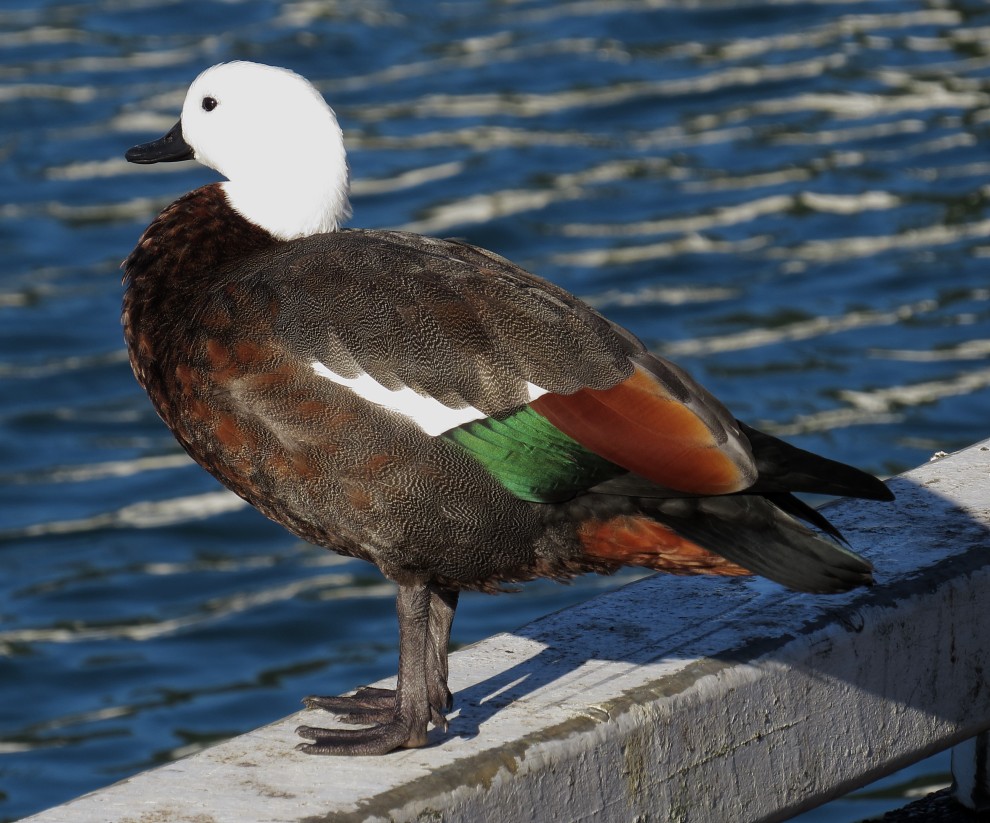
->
[151,62,351,240]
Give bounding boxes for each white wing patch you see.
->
[311,361,547,437]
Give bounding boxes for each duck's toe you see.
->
[302,684,450,731]
[295,713,429,755]
[303,687,396,725]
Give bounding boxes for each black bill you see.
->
[125,121,194,164]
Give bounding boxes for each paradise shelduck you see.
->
[123,61,894,755]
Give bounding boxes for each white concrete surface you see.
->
[23,439,990,823]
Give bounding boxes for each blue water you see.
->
[2,1,988,820]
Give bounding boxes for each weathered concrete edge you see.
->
[341,525,990,820]
[23,439,990,823]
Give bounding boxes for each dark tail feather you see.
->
[740,422,894,502]
[764,492,845,542]
[649,495,873,593]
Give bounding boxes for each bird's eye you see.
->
[202,97,218,112]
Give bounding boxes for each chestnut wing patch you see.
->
[531,363,757,496]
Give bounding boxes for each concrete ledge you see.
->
[24,440,990,823]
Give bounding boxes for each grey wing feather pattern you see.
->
[255,230,641,416]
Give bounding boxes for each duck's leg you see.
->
[424,586,458,728]
[301,586,458,728]
[297,583,458,755]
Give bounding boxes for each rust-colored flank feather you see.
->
[578,514,751,576]
[530,364,750,495]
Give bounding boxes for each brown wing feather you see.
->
[260,230,638,415]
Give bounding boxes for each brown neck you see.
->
[123,183,279,290]
[121,184,282,394]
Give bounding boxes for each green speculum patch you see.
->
[443,405,625,503]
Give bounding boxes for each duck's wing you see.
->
[270,229,637,408]
[256,229,758,500]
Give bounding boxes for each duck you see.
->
[122,61,894,756]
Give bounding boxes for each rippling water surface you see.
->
[2,1,988,819]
